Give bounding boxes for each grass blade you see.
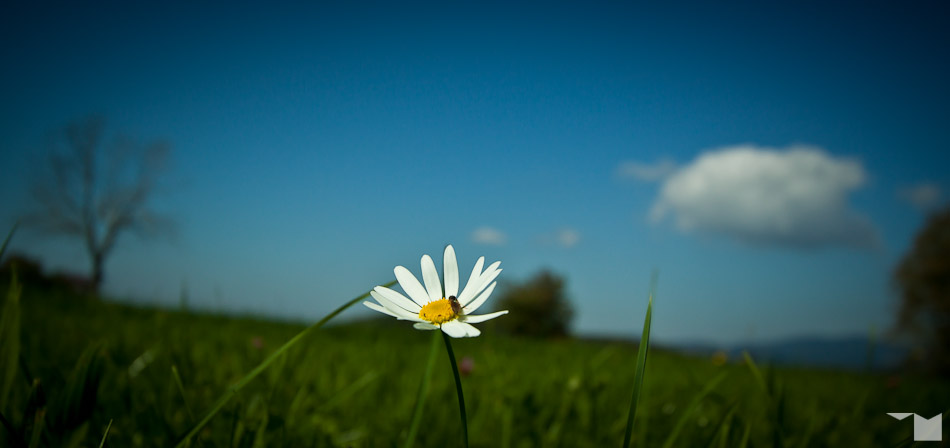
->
[0,222,17,262]
[404,331,441,448]
[97,419,112,448]
[319,370,378,412]
[28,410,45,448]
[174,281,395,448]
[0,409,27,448]
[251,409,268,448]
[772,375,787,448]
[705,403,737,448]
[30,411,46,448]
[0,265,22,412]
[63,422,89,448]
[49,342,106,434]
[796,408,816,448]
[172,366,195,421]
[501,404,513,448]
[661,372,728,448]
[738,421,751,448]
[545,374,580,445]
[621,273,656,448]
[742,351,767,393]
[441,331,469,448]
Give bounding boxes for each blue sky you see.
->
[1,1,948,344]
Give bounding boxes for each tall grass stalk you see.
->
[0,410,25,448]
[442,331,469,448]
[660,372,727,448]
[28,410,45,448]
[1,263,22,413]
[708,405,737,448]
[0,222,17,261]
[404,331,441,448]
[171,366,195,421]
[174,281,396,448]
[319,370,378,412]
[97,419,113,448]
[738,422,751,448]
[742,351,767,393]
[621,274,656,448]
[0,223,20,413]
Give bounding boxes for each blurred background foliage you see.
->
[894,204,950,376]
[494,270,575,338]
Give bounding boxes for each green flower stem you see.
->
[174,281,396,448]
[404,330,441,448]
[442,331,469,448]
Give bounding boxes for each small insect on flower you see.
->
[448,295,462,315]
[363,245,508,338]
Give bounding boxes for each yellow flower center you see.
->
[419,298,459,324]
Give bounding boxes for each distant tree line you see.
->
[894,204,950,376]
[494,269,574,338]
[0,254,95,295]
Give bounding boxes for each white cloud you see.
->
[617,158,677,182]
[555,228,580,247]
[471,226,506,246]
[536,228,581,248]
[898,183,942,210]
[649,144,879,248]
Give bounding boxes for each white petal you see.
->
[394,265,430,307]
[459,262,500,305]
[461,268,502,307]
[370,291,425,322]
[421,255,442,302]
[413,322,439,331]
[443,320,481,337]
[457,256,486,303]
[461,322,481,337]
[363,301,399,318]
[462,310,508,323]
[483,261,501,274]
[374,286,422,312]
[443,245,459,299]
[440,320,469,338]
[463,281,497,314]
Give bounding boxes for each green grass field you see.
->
[2,282,948,447]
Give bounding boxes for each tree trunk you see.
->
[91,251,103,295]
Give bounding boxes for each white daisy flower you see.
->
[363,245,508,338]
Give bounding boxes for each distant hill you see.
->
[669,335,911,371]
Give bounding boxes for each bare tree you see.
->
[28,116,172,293]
